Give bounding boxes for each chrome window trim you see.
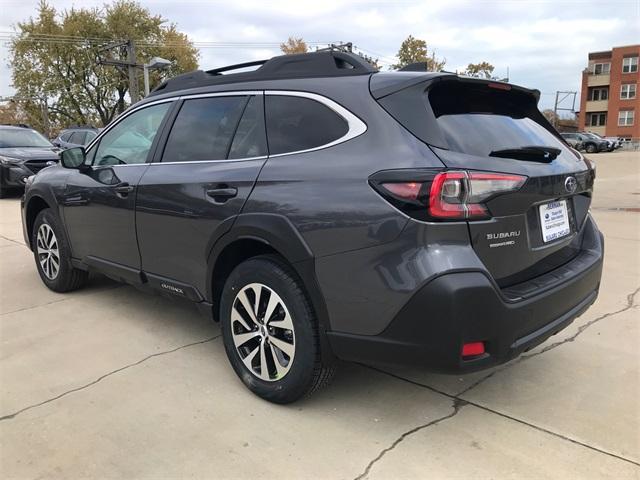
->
[265,90,367,158]
[85,89,367,166]
[151,156,268,166]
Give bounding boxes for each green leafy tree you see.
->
[10,1,198,131]
[280,37,308,55]
[542,109,559,125]
[463,61,495,79]
[392,35,445,71]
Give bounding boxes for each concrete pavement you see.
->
[0,151,638,479]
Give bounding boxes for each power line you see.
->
[0,31,338,49]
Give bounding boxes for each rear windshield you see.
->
[428,82,567,157]
[0,128,53,148]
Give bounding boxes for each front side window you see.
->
[618,110,634,126]
[622,57,638,73]
[93,103,171,166]
[265,95,349,155]
[162,96,247,162]
[621,84,637,99]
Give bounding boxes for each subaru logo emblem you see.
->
[564,176,577,194]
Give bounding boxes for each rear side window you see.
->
[162,96,247,162]
[265,95,348,155]
[428,83,568,158]
[228,96,267,159]
[69,131,86,144]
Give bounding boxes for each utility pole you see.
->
[98,39,140,104]
[126,40,139,104]
[553,91,577,129]
[40,98,49,138]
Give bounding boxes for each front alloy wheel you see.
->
[36,223,60,280]
[231,283,296,381]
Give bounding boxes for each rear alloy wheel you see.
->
[585,143,597,154]
[220,255,334,403]
[230,283,296,381]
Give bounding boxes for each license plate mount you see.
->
[539,200,571,243]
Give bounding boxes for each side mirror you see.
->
[60,147,86,169]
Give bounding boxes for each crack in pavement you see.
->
[354,398,467,480]
[1,284,125,317]
[0,334,221,422]
[520,286,639,361]
[367,367,640,471]
[457,285,640,397]
[0,234,25,247]
[355,286,640,477]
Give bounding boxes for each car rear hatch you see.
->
[370,73,595,287]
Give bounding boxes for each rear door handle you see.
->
[206,187,238,203]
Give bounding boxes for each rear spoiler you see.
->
[370,71,540,101]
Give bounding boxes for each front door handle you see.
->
[206,187,238,203]
[114,183,135,196]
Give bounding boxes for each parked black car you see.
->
[52,127,101,149]
[560,132,584,150]
[21,51,603,403]
[0,125,59,197]
[561,132,608,153]
[580,132,613,152]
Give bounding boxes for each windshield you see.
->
[428,82,570,158]
[0,129,53,148]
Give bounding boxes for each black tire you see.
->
[32,208,88,292]
[585,143,597,154]
[220,255,335,403]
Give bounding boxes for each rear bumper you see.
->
[327,219,604,373]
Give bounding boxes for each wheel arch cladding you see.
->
[25,195,52,249]
[208,213,336,362]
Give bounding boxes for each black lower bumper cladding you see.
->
[327,225,604,373]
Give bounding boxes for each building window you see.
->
[620,84,637,99]
[589,87,608,101]
[622,57,638,73]
[588,112,607,127]
[618,110,634,126]
[593,63,610,75]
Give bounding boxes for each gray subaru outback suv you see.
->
[21,50,603,403]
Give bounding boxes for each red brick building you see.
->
[578,45,639,140]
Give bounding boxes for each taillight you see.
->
[373,170,526,221]
[429,171,526,219]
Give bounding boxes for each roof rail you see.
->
[150,50,377,97]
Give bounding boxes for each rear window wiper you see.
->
[489,145,561,162]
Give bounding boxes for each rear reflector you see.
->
[462,342,485,358]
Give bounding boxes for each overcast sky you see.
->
[1,0,639,111]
